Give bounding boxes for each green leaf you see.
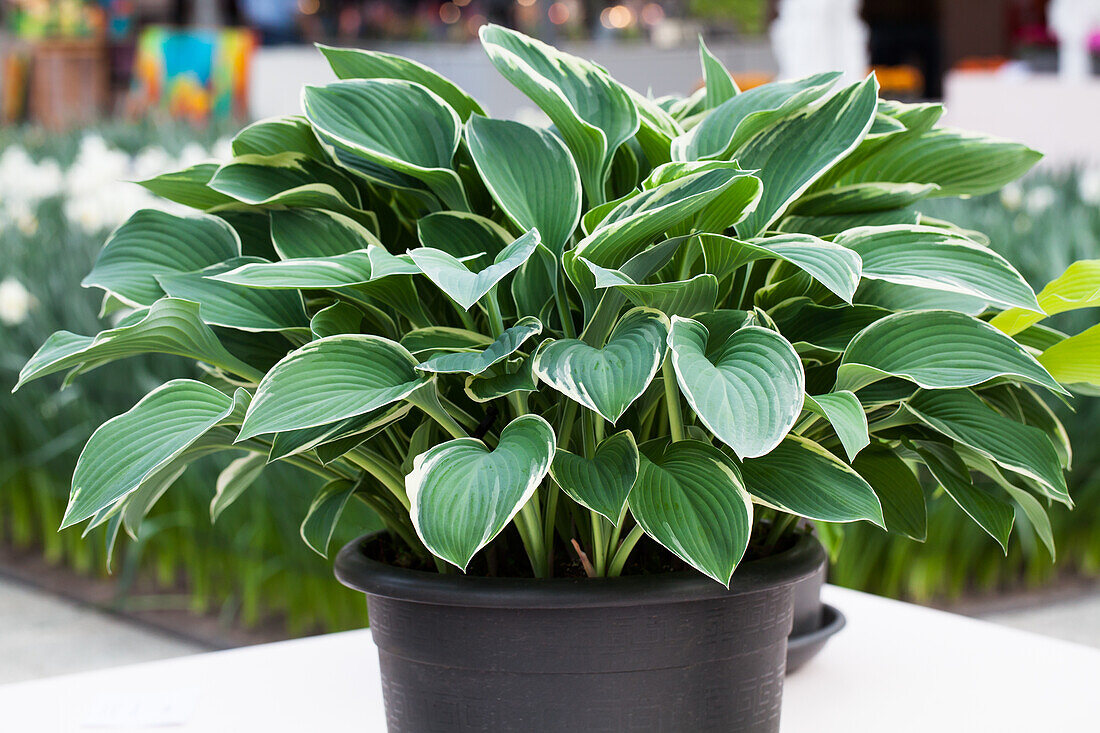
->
[301,479,358,556]
[803,391,869,461]
[907,389,1069,505]
[15,298,262,390]
[668,316,804,459]
[641,161,763,235]
[958,447,1055,558]
[739,435,884,525]
[776,207,920,238]
[583,260,719,318]
[409,229,540,310]
[267,401,412,462]
[851,448,927,541]
[310,301,363,339]
[533,307,669,423]
[408,414,556,570]
[788,182,939,216]
[697,232,862,302]
[417,211,511,261]
[833,225,1040,311]
[1038,323,1100,388]
[465,115,582,257]
[464,356,539,403]
[82,209,241,307]
[417,317,542,375]
[736,76,879,237]
[402,326,493,355]
[211,248,417,289]
[838,310,1065,394]
[771,301,889,353]
[574,167,753,267]
[231,116,327,159]
[155,259,309,332]
[271,208,382,259]
[210,453,267,521]
[302,79,466,210]
[135,163,236,210]
[208,153,363,211]
[629,440,752,585]
[909,439,1014,551]
[479,24,639,202]
[63,380,237,528]
[551,430,639,522]
[318,44,485,120]
[671,72,840,162]
[854,279,988,315]
[237,335,428,440]
[699,37,739,108]
[991,259,1100,335]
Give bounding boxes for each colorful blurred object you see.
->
[130,26,255,122]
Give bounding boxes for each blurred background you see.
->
[1,0,1098,682]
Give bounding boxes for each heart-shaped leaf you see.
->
[409,229,540,310]
[668,316,804,459]
[408,414,556,570]
[803,391,869,461]
[533,307,669,423]
[271,208,382,259]
[629,440,752,585]
[465,115,582,257]
[551,430,639,521]
[82,210,240,307]
[417,316,542,375]
[739,436,884,525]
[833,225,1040,311]
[64,380,238,528]
[238,335,429,440]
[838,310,1065,394]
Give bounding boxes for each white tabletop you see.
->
[2,585,1097,732]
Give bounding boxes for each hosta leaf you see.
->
[136,162,236,210]
[803,391,869,461]
[851,448,927,541]
[267,401,412,462]
[82,209,240,307]
[668,316,804,459]
[479,24,639,202]
[210,453,267,521]
[834,225,1040,311]
[211,247,417,289]
[271,208,382,259]
[909,439,1014,551]
[231,116,327,159]
[417,211,511,261]
[318,44,485,120]
[1038,323,1100,388]
[697,232,862,302]
[15,298,261,390]
[838,310,1064,394]
[155,259,309,332]
[736,76,879,237]
[776,207,920,238]
[739,435,884,525]
[959,448,1056,558]
[788,182,939,216]
[63,380,237,527]
[402,327,493,355]
[465,115,582,257]
[310,301,363,339]
[208,153,362,210]
[629,440,752,585]
[583,260,718,318]
[417,316,542,375]
[302,79,466,210]
[533,307,669,423]
[409,229,540,310]
[854,279,988,315]
[237,335,428,440]
[772,302,889,353]
[991,259,1100,335]
[642,162,763,235]
[465,356,539,403]
[574,167,751,267]
[671,72,839,162]
[907,389,1069,505]
[301,479,358,556]
[699,37,738,108]
[551,430,639,522]
[408,414,556,569]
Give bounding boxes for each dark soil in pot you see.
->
[786,557,846,674]
[336,531,825,733]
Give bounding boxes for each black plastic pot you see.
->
[786,558,846,674]
[335,532,825,733]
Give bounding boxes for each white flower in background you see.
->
[212,137,234,162]
[132,146,174,181]
[177,142,211,169]
[0,277,34,326]
[999,182,1023,211]
[1024,185,1057,215]
[1078,167,1100,206]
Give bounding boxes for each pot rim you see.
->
[334,530,826,609]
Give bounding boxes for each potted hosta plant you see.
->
[17,27,1099,732]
